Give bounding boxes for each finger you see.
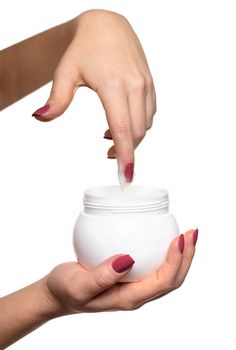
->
[32,49,79,121]
[139,229,198,305]
[174,229,198,288]
[99,87,134,183]
[115,234,185,309]
[146,87,156,130]
[107,145,117,159]
[76,254,135,303]
[32,74,77,122]
[103,129,116,159]
[128,89,146,148]
[106,85,155,154]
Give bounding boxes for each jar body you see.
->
[73,210,179,282]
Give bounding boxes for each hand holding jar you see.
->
[45,229,198,314]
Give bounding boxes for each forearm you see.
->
[0,277,60,349]
[0,17,77,111]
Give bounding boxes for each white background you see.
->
[0,0,235,349]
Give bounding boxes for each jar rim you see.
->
[83,186,169,212]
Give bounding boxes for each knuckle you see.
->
[174,277,186,290]
[129,75,146,92]
[162,280,175,293]
[133,128,146,141]
[50,93,66,107]
[146,75,154,89]
[115,123,132,138]
[153,102,157,115]
[120,300,138,311]
[94,270,114,290]
[146,120,153,130]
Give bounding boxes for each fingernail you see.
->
[104,130,112,139]
[32,105,49,117]
[107,155,117,159]
[112,255,135,273]
[192,228,198,247]
[124,163,134,183]
[178,234,185,254]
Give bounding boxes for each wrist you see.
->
[0,277,66,348]
[38,276,69,320]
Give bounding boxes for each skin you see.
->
[0,230,197,348]
[0,10,156,177]
[0,9,196,348]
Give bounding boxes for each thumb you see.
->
[84,254,135,299]
[32,71,78,121]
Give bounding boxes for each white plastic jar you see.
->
[73,186,179,282]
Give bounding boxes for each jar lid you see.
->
[83,186,169,213]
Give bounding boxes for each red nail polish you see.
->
[104,130,112,139]
[112,255,135,273]
[193,228,198,247]
[178,234,185,254]
[32,105,49,117]
[124,163,134,183]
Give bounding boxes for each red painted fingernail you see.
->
[124,163,134,183]
[112,255,135,273]
[104,131,113,140]
[32,105,49,117]
[178,234,185,254]
[193,228,198,247]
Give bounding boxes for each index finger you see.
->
[99,87,134,184]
